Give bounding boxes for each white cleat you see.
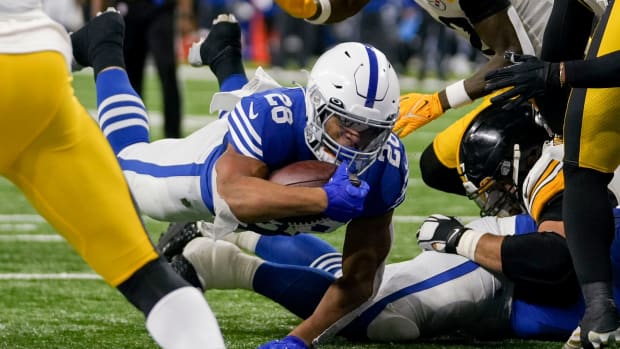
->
[563,326,582,349]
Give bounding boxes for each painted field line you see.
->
[0,273,101,280]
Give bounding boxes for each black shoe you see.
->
[157,222,202,261]
[70,7,125,71]
[188,14,241,67]
[579,282,620,349]
[170,254,203,290]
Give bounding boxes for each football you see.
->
[268,160,337,187]
[239,160,346,236]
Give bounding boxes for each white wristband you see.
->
[445,79,472,109]
[305,0,331,24]
[456,229,485,261]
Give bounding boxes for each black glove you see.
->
[416,214,470,253]
[484,52,561,110]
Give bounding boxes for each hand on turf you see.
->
[322,161,369,222]
[258,335,309,349]
[393,92,444,138]
[484,52,561,110]
[417,214,469,253]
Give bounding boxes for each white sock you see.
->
[183,237,262,290]
[221,230,260,253]
[146,287,226,349]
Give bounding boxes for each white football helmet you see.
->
[304,42,400,174]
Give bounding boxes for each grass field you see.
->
[0,68,563,348]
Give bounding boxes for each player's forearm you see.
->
[275,0,369,24]
[290,277,373,345]
[564,50,620,88]
[458,52,518,103]
[218,177,327,222]
[325,0,370,23]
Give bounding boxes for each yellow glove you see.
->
[393,92,444,138]
[274,0,318,19]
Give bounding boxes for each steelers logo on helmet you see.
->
[304,42,400,174]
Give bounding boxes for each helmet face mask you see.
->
[304,42,399,174]
[464,175,524,217]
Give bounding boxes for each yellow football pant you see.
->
[0,52,158,286]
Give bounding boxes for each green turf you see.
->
[0,70,564,348]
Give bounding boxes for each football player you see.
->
[484,0,620,347]
[76,14,408,349]
[172,210,620,344]
[0,4,225,348]
[296,0,559,197]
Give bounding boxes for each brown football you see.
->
[238,160,346,236]
[268,160,338,187]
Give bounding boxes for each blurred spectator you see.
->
[92,0,195,138]
[196,0,230,30]
[42,0,85,31]
[269,6,322,68]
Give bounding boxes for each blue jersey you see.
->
[228,87,408,234]
[98,82,408,228]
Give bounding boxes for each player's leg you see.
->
[216,229,343,275]
[182,237,336,319]
[160,223,344,276]
[563,2,620,347]
[0,48,224,348]
[147,7,181,138]
[611,208,620,304]
[71,7,150,156]
[188,13,247,92]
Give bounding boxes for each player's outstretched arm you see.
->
[283,212,392,347]
[275,0,369,24]
[394,7,523,138]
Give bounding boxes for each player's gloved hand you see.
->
[393,92,444,138]
[273,0,318,19]
[258,335,309,349]
[484,52,561,110]
[416,214,470,253]
[322,161,369,222]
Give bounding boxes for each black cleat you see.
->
[575,282,620,349]
[170,254,203,290]
[579,299,620,349]
[187,14,241,67]
[157,222,202,261]
[70,7,125,71]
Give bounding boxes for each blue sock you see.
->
[253,262,335,319]
[220,74,248,92]
[255,234,342,275]
[95,68,149,155]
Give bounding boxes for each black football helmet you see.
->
[458,102,552,217]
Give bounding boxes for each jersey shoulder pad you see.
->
[522,142,564,221]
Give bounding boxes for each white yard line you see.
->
[0,214,480,235]
[0,273,101,280]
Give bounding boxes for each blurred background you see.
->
[43,0,484,84]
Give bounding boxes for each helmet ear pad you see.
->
[458,102,552,216]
